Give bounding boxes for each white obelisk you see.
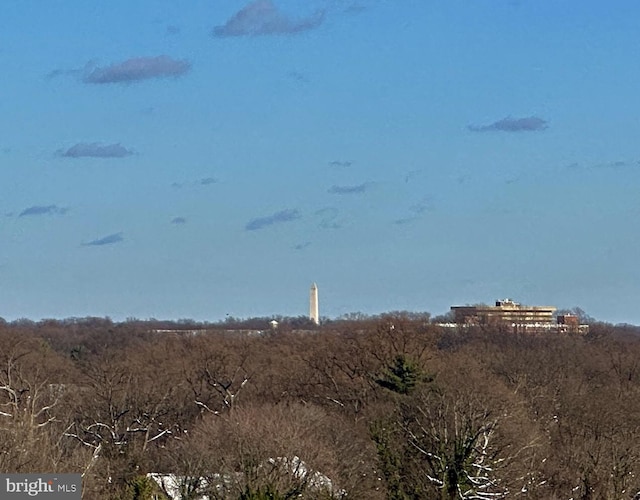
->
[310,283,319,325]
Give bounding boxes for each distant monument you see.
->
[310,283,319,325]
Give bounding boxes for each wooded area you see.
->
[0,315,639,499]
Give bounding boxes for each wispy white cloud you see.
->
[245,208,300,231]
[344,2,367,15]
[172,176,218,188]
[213,0,325,37]
[200,177,218,185]
[19,205,69,217]
[328,183,368,195]
[59,142,134,159]
[83,232,124,246]
[565,159,640,172]
[46,60,96,80]
[393,217,418,226]
[294,241,312,251]
[468,116,548,132]
[315,207,342,229]
[329,160,353,168]
[409,198,434,215]
[393,197,434,225]
[82,56,191,84]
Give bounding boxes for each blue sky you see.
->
[1,0,639,323]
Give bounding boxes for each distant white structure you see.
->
[310,283,319,325]
[148,456,341,499]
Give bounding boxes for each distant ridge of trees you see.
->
[0,304,630,331]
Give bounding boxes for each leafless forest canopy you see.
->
[0,313,639,499]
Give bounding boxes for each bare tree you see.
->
[181,336,253,416]
[0,332,78,473]
[65,339,192,497]
[175,402,379,500]
[402,390,504,500]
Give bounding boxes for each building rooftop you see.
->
[448,298,587,333]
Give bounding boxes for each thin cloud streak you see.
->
[344,3,367,14]
[565,159,640,172]
[594,160,634,169]
[468,116,548,132]
[59,142,134,159]
[173,177,218,188]
[83,56,191,84]
[393,197,434,225]
[409,198,434,215]
[19,205,69,217]
[315,207,342,229]
[329,160,352,167]
[46,60,96,80]
[294,241,311,251]
[213,0,325,37]
[328,183,368,195]
[83,232,124,247]
[393,217,418,226]
[245,208,300,231]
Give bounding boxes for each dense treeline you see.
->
[0,315,639,499]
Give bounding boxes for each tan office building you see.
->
[451,299,556,326]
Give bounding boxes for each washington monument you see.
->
[310,283,319,325]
